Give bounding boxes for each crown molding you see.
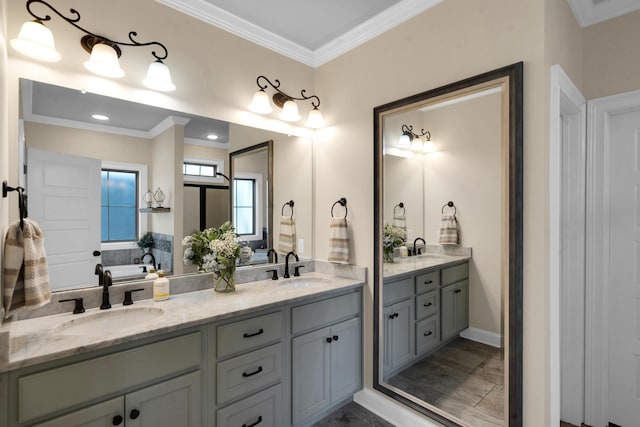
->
[157,0,443,67]
[184,137,229,149]
[149,115,191,138]
[568,0,640,27]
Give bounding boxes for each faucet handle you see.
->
[266,269,278,280]
[59,298,85,314]
[294,265,304,277]
[123,288,145,305]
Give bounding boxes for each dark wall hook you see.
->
[281,200,294,219]
[394,202,405,215]
[331,197,347,218]
[441,201,456,215]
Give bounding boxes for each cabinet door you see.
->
[35,397,124,427]
[126,371,201,427]
[330,317,361,404]
[389,299,414,372]
[292,327,331,425]
[455,280,469,333]
[441,283,457,341]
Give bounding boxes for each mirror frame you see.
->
[373,63,523,426]
[229,140,274,252]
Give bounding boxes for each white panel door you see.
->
[607,109,640,426]
[27,148,101,291]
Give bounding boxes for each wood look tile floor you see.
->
[312,401,395,426]
[387,337,504,427]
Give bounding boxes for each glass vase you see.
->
[383,248,394,263]
[214,267,236,293]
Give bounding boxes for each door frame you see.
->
[584,89,640,426]
[549,65,587,427]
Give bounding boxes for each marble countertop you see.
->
[1,272,363,372]
[383,254,471,281]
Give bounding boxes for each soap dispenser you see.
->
[153,272,170,301]
[145,268,159,280]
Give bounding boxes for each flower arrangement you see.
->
[137,232,154,250]
[383,224,406,262]
[182,221,242,292]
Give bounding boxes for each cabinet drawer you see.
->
[18,332,201,423]
[217,383,282,427]
[291,291,360,335]
[217,343,283,405]
[415,290,439,320]
[415,270,439,294]
[383,278,413,306]
[217,311,283,359]
[442,262,469,285]
[416,315,440,354]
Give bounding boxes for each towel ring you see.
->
[3,180,27,230]
[281,200,294,219]
[394,202,405,216]
[331,197,348,218]
[441,201,456,215]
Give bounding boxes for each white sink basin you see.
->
[279,276,332,288]
[55,307,165,335]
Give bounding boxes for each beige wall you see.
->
[315,1,548,425]
[545,0,584,90]
[1,0,9,322]
[583,9,640,99]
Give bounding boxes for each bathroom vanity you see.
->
[382,255,470,380]
[0,272,363,427]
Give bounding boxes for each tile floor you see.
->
[386,337,504,427]
[312,401,394,426]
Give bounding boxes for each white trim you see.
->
[568,0,640,28]
[184,137,229,150]
[353,389,439,427]
[148,115,191,138]
[585,89,640,427]
[459,327,502,348]
[183,156,226,185]
[157,0,442,67]
[549,65,587,427]
[101,160,149,250]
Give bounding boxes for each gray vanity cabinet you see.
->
[382,300,414,377]
[441,280,469,342]
[290,291,362,426]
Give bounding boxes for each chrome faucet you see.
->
[284,251,299,278]
[413,237,426,256]
[100,270,113,310]
[141,252,156,270]
[266,248,278,264]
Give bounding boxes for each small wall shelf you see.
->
[139,207,171,213]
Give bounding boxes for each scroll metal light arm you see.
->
[255,75,321,110]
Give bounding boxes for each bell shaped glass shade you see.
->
[398,132,412,147]
[248,89,273,114]
[305,107,325,129]
[280,100,301,122]
[422,139,437,153]
[143,60,176,92]
[84,43,125,78]
[10,20,61,62]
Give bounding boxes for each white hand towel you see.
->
[3,218,51,318]
[278,216,296,255]
[392,214,406,231]
[328,217,349,264]
[438,214,459,245]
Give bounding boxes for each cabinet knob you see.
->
[455,289,462,294]
[129,409,140,420]
[332,335,339,341]
[326,337,333,343]
[242,415,263,427]
[388,313,399,319]
[112,415,123,425]
[93,250,101,256]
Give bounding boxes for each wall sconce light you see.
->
[10,0,176,92]
[398,124,436,153]
[249,75,325,128]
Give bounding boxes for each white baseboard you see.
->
[459,327,503,348]
[353,388,440,427]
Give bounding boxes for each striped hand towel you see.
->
[278,216,296,255]
[328,217,349,264]
[438,214,459,245]
[3,218,51,319]
[392,214,406,231]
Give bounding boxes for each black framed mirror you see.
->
[373,63,522,426]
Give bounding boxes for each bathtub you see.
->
[105,264,154,280]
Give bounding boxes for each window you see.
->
[183,158,225,184]
[183,161,217,178]
[101,169,138,242]
[233,178,256,236]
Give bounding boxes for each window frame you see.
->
[233,172,263,241]
[183,157,225,185]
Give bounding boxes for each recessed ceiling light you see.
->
[206,134,218,140]
[92,114,109,121]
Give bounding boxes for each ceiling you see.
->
[568,0,640,27]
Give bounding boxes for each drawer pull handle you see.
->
[243,328,264,338]
[243,415,263,427]
[242,366,263,377]
[424,331,433,337]
[129,409,140,420]
[423,302,433,307]
[112,415,123,426]
[424,280,433,284]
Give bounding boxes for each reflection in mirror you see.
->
[17,79,313,291]
[374,64,522,426]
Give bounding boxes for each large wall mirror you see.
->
[373,63,522,426]
[15,79,313,291]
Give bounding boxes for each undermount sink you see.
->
[279,276,332,288]
[55,306,165,335]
